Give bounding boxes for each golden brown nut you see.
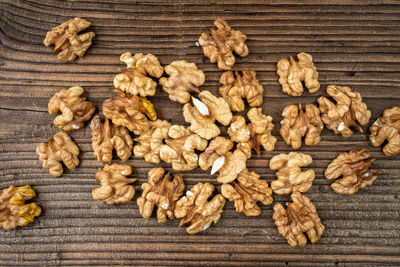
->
[318,85,371,138]
[198,19,248,70]
[175,182,226,234]
[269,152,315,195]
[36,131,79,177]
[90,114,133,162]
[219,70,264,112]
[277,52,320,96]
[114,52,164,97]
[273,192,324,247]
[221,169,273,216]
[92,163,136,205]
[199,137,234,171]
[280,104,323,149]
[43,17,95,62]
[48,86,95,131]
[159,60,205,104]
[369,106,400,156]
[325,149,381,195]
[137,167,185,223]
[0,185,41,230]
[228,116,250,143]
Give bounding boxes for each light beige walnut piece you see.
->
[43,17,95,62]
[48,86,95,131]
[280,104,324,149]
[159,60,205,104]
[269,152,315,195]
[175,182,226,234]
[198,19,248,70]
[137,167,185,223]
[277,52,320,97]
[92,163,136,205]
[183,90,232,140]
[369,106,400,156]
[318,85,371,138]
[114,52,164,97]
[219,70,264,112]
[221,169,273,216]
[325,149,381,195]
[36,131,79,177]
[273,192,325,247]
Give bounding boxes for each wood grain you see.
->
[0,0,400,266]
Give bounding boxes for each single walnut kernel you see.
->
[318,85,371,138]
[219,70,264,112]
[199,137,234,172]
[325,149,381,195]
[137,167,185,223]
[369,106,400,156]
[48,86,95,131]
[221,169,273,216]
[228,116,250,143]
[36,131,79,177]
[92,164,136,205]
[114,52,163,97]
[43,17,95,62]
[273,192,325,247]
[277,52,320,96]
[198,19,248,70]
[269,152,315,195]
[175,182,226,234]
[280,104,324,149]
[159,60,205,104]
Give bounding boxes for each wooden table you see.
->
[1,0,399,266]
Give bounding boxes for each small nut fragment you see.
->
[221,169,273,216]
[92,163,136,205]
[269,152,315,195]
[273,192,325,247]
[48,86,95,131]
[280,104,323,149]
[43,17,95,62]
[137,167,185,223]
[159,60,205,104]
[217,149,249,184]
[219,70,264,112]
[318,85,371,138]
[228,116,250,143]
[175,182,226,234]
[325,149,381,195]
[277,52,320,96]
[198,19,248,70]
[36,131,79,177]
[369,106,400,156]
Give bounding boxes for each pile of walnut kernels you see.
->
[1,18,399,246]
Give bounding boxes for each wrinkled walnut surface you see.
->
[199,137,234,171]
[217,149,249,184]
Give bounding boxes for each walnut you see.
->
[36,131,79,177]
[325,149,381,195]
[277,52,320,96]
[175,182,226,234]
[183,90,232,140]
[137,167,185,223]
[48,86,95,131]
[273,192,325,247]
[199,137,234,171]
[369,106,400,156]
[280,104,324,149]
[318,85,371,138]
[43,17,95,62]
[92,163,136,205]
[159,60,205,104]
[269,152,315,195]
[221,169,273,216]
[198,19,248,70]
[219,70,264,112]
[159,125,208,171]
[114,52,163,97]
[0,185,41,230]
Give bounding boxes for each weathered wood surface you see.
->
[0,0,400,266]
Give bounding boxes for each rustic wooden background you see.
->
[0,0,399,266]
